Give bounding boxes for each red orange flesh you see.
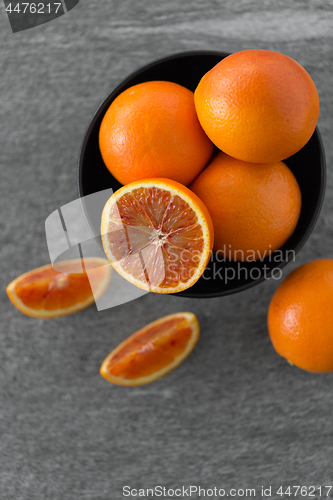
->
[100,312,200,385]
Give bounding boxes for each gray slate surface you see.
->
[1,1,333,498]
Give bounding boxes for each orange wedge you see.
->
[6,258,112,318]
[100,312,200,385]
[101,178,214,293]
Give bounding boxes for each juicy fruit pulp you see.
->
[6,258,112,318]
[100,312,200,385]
[101,179,214,293]
[105,187,204,288]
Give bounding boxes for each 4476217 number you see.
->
[277,485,333,497]
[5,3,62,14]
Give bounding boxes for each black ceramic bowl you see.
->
[78,51,326,298]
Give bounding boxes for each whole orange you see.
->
[99,81,214,186]
[189,152,301,261]
[194,49,320,163]
[268,260,333,373]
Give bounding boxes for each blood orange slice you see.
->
[100,312,200,385]
[101,178,214,293]
[6,258,112,318]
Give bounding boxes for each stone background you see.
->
[1,1,333,498]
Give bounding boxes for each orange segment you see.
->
[101,178,214,294]
[100,312,200,385]
[6,258,112,318]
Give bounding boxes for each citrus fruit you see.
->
[6,258,112,318]
[99,80,214,186]
[190,152,301,261]
[194,49,320,163]
[101,178,214,293]
[268,259,333,373]
[100,312,199,385]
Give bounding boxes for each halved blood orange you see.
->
[100,312,200,386]
[6,258,112,318]
[101,178,214,293]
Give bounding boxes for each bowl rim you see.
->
[77,50,327,298]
